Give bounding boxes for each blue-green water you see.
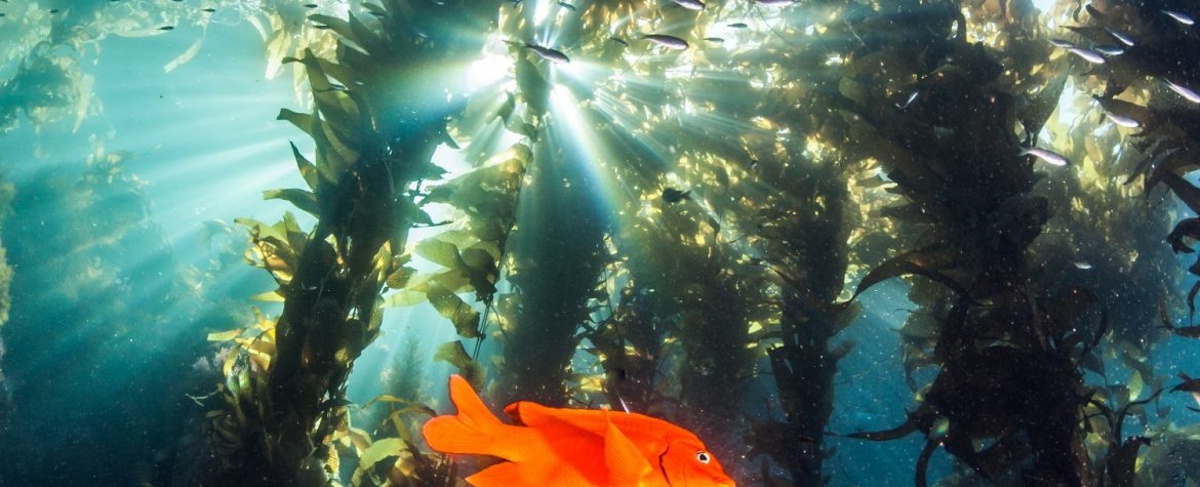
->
[2,1,1199,486]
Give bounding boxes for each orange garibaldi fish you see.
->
[422,375,736,487]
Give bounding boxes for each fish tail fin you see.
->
[422,375,503,456]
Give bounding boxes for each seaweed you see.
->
[0,148,211,485]
[825,0,1117,484]
[485,2,616,408]
[203,1,500,484]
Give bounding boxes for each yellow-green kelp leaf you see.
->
[307,14,358,48]
[311,113,351,184]
[279,211,309,252]
[313,56,357,98]
[292,52,361,139]
[427,283,480,338]
[234,217,288,247]
[385,265,415,289]
[399,199,434,226]
[1128,369,1145,403]
[287,141,320,191]
[348,12,389,58]
[361,394,437,415]
[434,340,483,388]
[360,394,437,443]
[236,212,308,253]
[207,329,243,342]
[277,109,314,138]
[459,246,498,298]
[434,341,471,369]
[264,188,319,217]
[235,213,310,287]
[350,437,406,487]
[415,239,461,269]
[249,289,286,302]
[381,289,426,308]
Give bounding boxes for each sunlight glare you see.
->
[1040,77,1081,144]
[466,50,512,93]
[534,0,552,25]
[1031,0,1060,15]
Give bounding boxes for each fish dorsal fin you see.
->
[507,401,697,446]
[449,375,495,423]
[604,408,657,486]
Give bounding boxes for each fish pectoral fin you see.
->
[604,409,656,486]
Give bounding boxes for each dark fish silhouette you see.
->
[662,188,691,203]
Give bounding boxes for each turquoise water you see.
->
[1,1,1198,486]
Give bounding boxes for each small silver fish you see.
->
[609,37,629,46]
[1105,112,1141,128]
[754,0,795,5]
[1106,28,1136,47]
[703,37,725,43]
[557,1,575,11]
[527,44,570,64]
[1073,261,1093,270]
[672,0,705,11]
[643,34,689,50]
[1092,44,1125,56]
[1048,38,1076,48]
[1067,47,1106,64]
[1020,147,1069,166]
[728,22,749,28]
[1162,9,1195,26]
[1165,79,1200,103]
[896,91,919,109]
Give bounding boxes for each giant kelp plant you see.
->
[489,2,613,407]
[832,1,1109,483]
[202,1,506,485]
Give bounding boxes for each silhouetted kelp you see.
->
[0,48,86,133]
[0,152,213,486]
[824,0,1120,484]
[478,2,618,408]
[1063,2,1200,328]
[0,172,12,428]
[493,141,611,407]
[653,3,867,479]
[0,0,236,134]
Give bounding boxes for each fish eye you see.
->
[695,451,710,464]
